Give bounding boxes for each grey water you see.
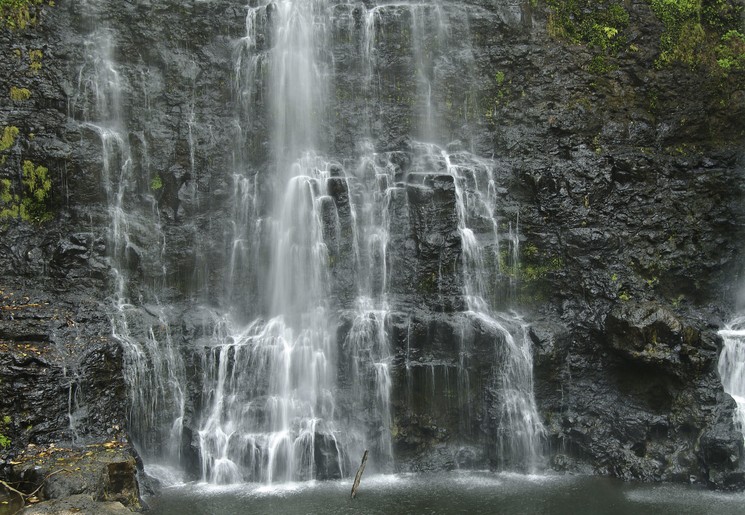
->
[146,471,745,515]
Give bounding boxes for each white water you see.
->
[71,19,187,463]
[71,0,545,483]
[718,316,745,439]
[197,1,391,483]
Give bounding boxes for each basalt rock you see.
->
[0,0,744,498]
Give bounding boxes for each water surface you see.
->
[146,471,745,515]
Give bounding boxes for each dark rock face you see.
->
[0,286,127,451]
[534,302,745,487]
[0,0,743,498]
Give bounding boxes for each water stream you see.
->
[718,316,745,439]
[71,0,546,484]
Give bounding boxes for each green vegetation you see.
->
[0,126,19,166]
[20,160,52,222]
[500,244,564,291]
[649,0,704,66]
[418,271,439,294]
[29,48,42,71]
[0,415,9,448]
[0,0,49,30]
[544,0,745,74]
[1,126,19,152]
[150,174,163,190]
[715,29,745,71]
[0,179,17,219]
[10,86,31,101]
[1,160,53,223]
[484,70,512,121]
[546,0,630,73]
[648,0,744,71]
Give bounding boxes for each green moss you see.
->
[545,0,630,73]
[715,29,745,71]
[671,294,685,308]
[29,48,42,71]
[418,272,439,294]
[650,0,705,68]
[0,126,19,155]
[20,160,52,222]
[1,160,52,224]
[150,174,163,190]
[500,245,564,284]
[648,0,745,71]
[589,55,613,74]
[0,414,9,448]
[0,0,47,29]
[9,86,31,101]
[0,178,20,219]
[546,0,744,75]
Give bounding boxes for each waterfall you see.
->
[70,15,187,467]
[70,0,546,483]
[196,1,388,483]
[719,317,745,439]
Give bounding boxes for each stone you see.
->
[0,0,743,497]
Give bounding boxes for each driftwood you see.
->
[1,468,73,514]
[350,449,369,499]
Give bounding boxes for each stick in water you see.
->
[350,449,369,499]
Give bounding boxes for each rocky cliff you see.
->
[1,0,744,506]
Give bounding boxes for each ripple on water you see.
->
[624,483,745,512]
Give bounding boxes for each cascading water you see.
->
[195,1,387,483]
[718,317,745,440]
[70,10,187,468]
[445,148,545,470]
[72,0,546,484]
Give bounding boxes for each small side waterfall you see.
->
[718,317,745,439]
[401,142,545,471]
[70,12,187,467]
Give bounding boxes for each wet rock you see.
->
[314,432,343,480]
[605,302,708,374]
[21,494,132,514]
[0,0,743,496]
[10,442,141,511]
